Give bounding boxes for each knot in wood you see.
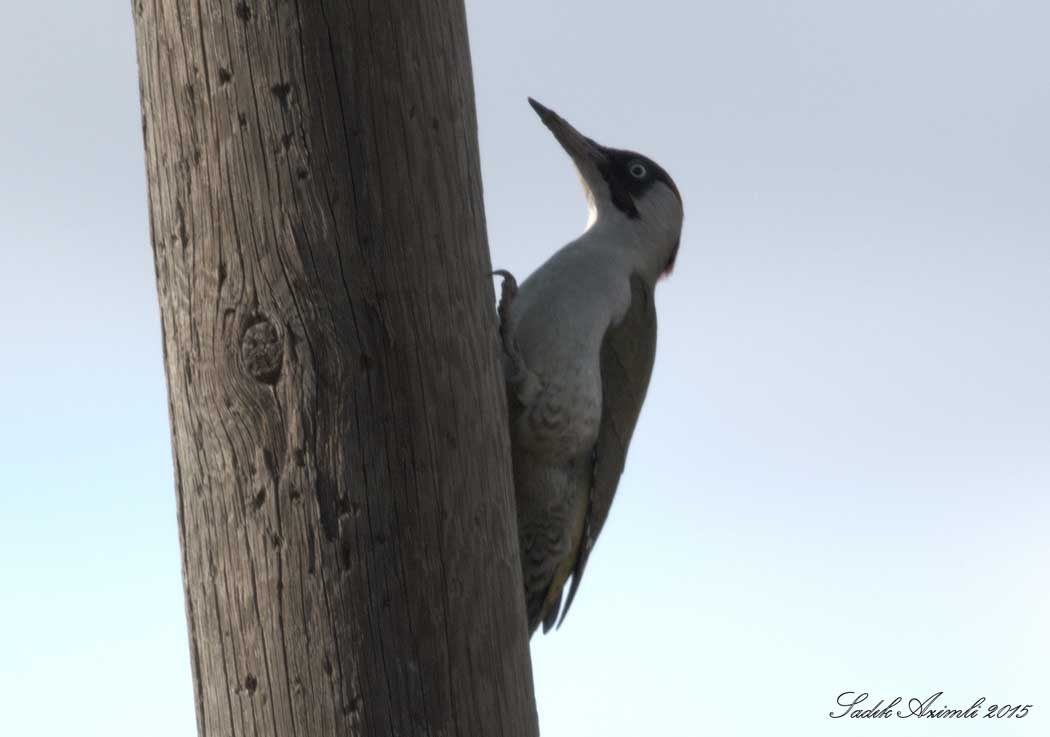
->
[240,316,283,384]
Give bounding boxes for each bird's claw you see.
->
[492,269,519,327]
[492,269,535,400]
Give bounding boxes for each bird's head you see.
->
[529,97,683,277]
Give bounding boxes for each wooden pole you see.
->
[132,1,538,734]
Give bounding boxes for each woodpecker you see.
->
[496,98,683,636]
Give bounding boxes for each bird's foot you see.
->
[492,269,520,356]
[492,269,537,401]
[492,269,518,328]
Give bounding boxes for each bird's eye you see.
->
[629,161,647,179]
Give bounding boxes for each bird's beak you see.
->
[528,97,608,171]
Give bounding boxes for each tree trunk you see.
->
[132,1,538,735]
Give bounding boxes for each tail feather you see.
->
[541,588,563,634]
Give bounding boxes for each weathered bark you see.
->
[132,1,538,735]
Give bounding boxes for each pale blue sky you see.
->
[2,2,1048,735]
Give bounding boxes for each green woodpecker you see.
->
[496,98,683,635]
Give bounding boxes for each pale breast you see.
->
[506,238,633,462]
[511,371,602,462]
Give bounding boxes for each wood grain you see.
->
[132,1,539,734]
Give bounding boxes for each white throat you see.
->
[579,191,682,286]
